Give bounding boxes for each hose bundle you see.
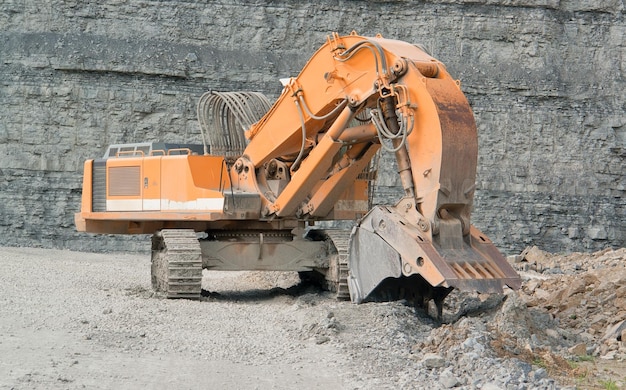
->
[197,91,271,157]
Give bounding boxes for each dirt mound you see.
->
[508,247,626,388]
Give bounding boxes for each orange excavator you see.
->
[75,33,520,319]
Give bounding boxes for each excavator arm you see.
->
[232,33,472,227]
[228,32,520,311]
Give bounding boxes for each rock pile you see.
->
[515,247,626,361]
[410,247,626,389]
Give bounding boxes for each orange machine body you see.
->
[76,33,465,235]
[76,149,371,234]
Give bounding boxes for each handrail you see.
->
[116,150,145,157]
[166,148,192,156]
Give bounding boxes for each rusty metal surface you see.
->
[425,78,478,237]
[319,229,352,300]
[348,205,521,304]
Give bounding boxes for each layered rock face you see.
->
[0,0,623,253]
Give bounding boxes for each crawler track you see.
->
[151,229,203,299]
[322,229,351,301]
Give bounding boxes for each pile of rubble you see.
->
[515,246,626,361]
[411,247,626,388]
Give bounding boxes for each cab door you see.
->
[142,156,161,211]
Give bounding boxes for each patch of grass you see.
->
[533,358,547,369]
[578,354,595,362]
[575,374,588,387]
[600,379,618,390]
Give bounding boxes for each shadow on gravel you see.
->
[124,279,509,328]
[200,281,330,302]
[123,285,158,298]
[200,283,511,328]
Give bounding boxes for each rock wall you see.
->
[0,0,624,254]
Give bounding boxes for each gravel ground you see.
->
[0,246,624,389]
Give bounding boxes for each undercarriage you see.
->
[150,221,518,320]
[150,228,348,300]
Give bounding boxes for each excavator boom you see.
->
[75,33,520,317]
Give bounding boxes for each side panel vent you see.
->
[108,166,141,196]
[92,160,107,212]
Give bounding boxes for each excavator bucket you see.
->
[348,204,521,318]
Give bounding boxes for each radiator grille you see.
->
[108,166,141,196]
[92,160,106,212]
